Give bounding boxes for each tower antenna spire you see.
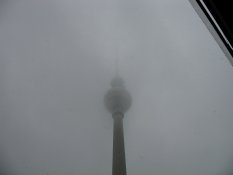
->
[115,43,119,76]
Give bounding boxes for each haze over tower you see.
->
[104,75,132,175]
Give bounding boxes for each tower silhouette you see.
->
[104,76,132,175]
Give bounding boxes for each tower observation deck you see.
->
[104,76,132,175]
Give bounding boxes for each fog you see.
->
[1,0,233,174]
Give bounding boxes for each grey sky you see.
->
[1,0,233,175]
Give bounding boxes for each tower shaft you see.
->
[112,112,127,175]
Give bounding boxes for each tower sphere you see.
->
[104,76,132,114]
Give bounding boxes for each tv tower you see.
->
[104,59,132,175]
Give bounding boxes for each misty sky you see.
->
[1,0,233,175]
